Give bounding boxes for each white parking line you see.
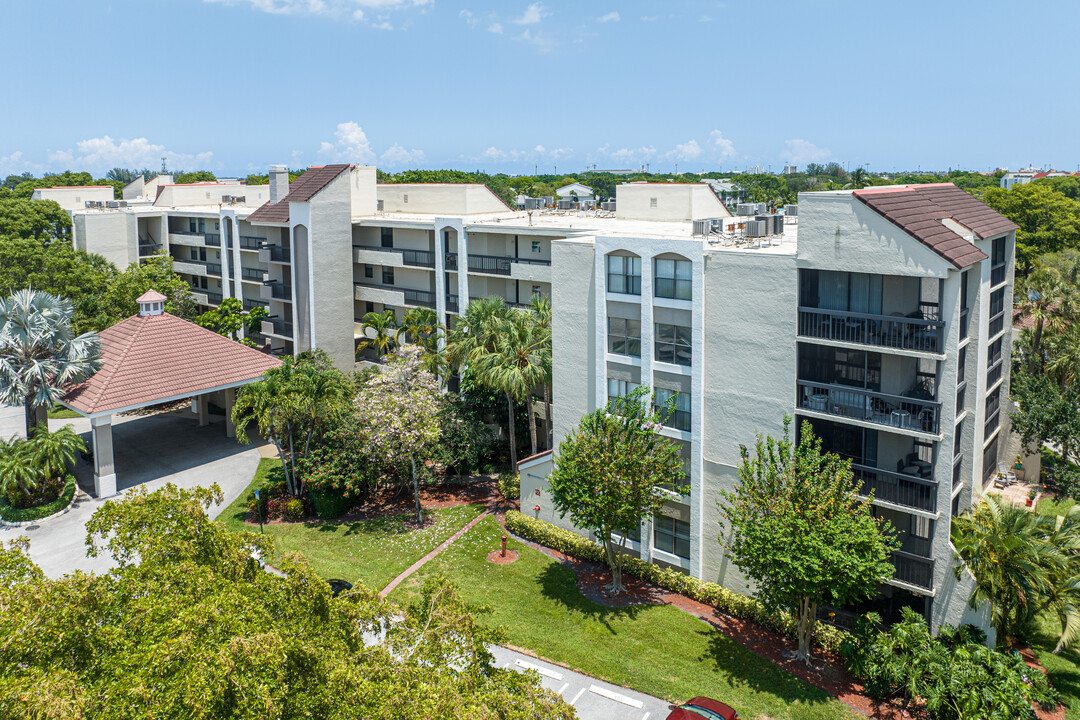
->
[569,688,586,705]
[641,713,650,720]
[515,658,563,680]
[557,683,569,696]
[589,684,644,709]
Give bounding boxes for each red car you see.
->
[665,697,739,720]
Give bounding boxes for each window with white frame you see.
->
[607,317,641,357]
[654,258,692,300]
[654,323,691,366]
[606,255,642,295]
[653,514,690,559]
[653,388,691,432]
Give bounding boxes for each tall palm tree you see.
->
[446,296,510,368]
[232,361,302,495]
[396,306,441,354]
[355,310,398,359]
[529,294,553,449]
[473,312,548,462]
[0,289,102,436]
[1014,267,1076,373]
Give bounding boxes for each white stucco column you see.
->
[224,387,236,438]
[196,395,209,427]
[91,415,117,497]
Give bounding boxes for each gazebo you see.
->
[60,290,281,497]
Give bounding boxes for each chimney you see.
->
[269,165,289,204]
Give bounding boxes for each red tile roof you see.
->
[136,289,166,303]
[853,184,1016,269]
[62,313,281,416]
[247,164,351,224]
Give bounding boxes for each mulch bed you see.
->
[486,549,519,564]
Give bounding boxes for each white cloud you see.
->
[550,146,574,160]
[782,138,831,165]
[203,0,432,23]
[318,121,376,162]
[0,151,26,175]
[513,2,548,25]
[533,144,546,154]
[667,139,703,162]
[380,143,425,167]
[519,27,556,52]
[709,129,737,160]
[42,136,213,174]
[488,21,503,33]
[641,15,660,21]
[459,9,477,26]
[597,11,619,23]
[606,146,656,164]
[372,19,392,29]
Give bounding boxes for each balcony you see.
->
[891,551,934,591]
[138,238,161,256]
[204,291,223,305]
[797,307,944,354]
[242,298,268,311]
[241,267,265,282]
[168,230,204,246]
[239,235,262,250]
[206,262,222,275]
[262,281,292,301]
[853,464,937,513]
[446,294,459,313]
[203,233,221,247]
[798,380,942,435]
[262,317,293,338]
[403,288,436,308]
[261,244,291,263]
[353,244,435,268]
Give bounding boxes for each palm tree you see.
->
[396,307,441,353]
[0,289,102,436]
[355,310,398,359]
[446,296,510,368]
[1014,267,1076,373]
[0,436,35,499]
[232,361,302,495]
[473,312,549,462]
[847,168,869,190]
[529,294,553,449]
[27,424,84,481]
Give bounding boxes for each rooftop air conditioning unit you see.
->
[106,201,120,208]
[736,203,755,216]
[556,199,574,210]
[85,200,104,209]
[693,219,710,236]
[524,198,541,210]
[745,220,768,237]
[784,204,798,217]
[539,196,554,207]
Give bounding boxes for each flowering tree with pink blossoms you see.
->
[354,346,441,523]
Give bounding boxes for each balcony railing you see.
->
[138,239,161,255]
[203,233,221,246]
[403,288,436,308]
[353,244,436,268]
[264,282,292,300]
[239,235,262,249]
[243,298,268,311]
[206,262,222,275]
[204,291,223,305]
[264,318,293,337]
[445,252,458,271]
[241,267,264,281]
[852,464,937,512]
[446,294,459,313]
[891,550,934,591]
[263,245,291,263]
[468,253,514,275]
[798,307,944,354]
[798,380,942,434]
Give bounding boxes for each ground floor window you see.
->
[653,515,690,559]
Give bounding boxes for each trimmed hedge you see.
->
[505,510,850,655]
[0,475,77,523]
[309,487,354,520]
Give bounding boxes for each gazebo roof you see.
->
[62,312,281,417]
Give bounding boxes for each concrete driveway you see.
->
[491,646,674,720]
[0,405,261,578]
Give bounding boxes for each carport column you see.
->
[91,415,117,497]
[224,387,236,438]
[196,395,209,427]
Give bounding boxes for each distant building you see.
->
[1000,167,1080,190]
[556,182,594,202]
[783,164,798,175]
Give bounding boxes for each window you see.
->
[989,288,1004,318]
[654,388,691,432]
[365,301,374,314]
[606,255,641,295]
[655,323,692,366]
[649,197,657,209]
[188,218,197,233]
[983,435,999,482]
[531,240,542,254]
[985,389,1001,419]
[992,236,1006,266]
[607,317,641,357]
[532,285,542,297]
[654,515,690,559]
[957,346,967,385]
[403,194,409,204]
[987,338,1003,368]
[954,420,964,459]
[364,264,373,278]
[198,218,205,233]
[381,227,393,248]
[654,258,692,300]
[912,515,931,539]
[199,276,208,290]
[607,379,640,407]
[382,266,395,285]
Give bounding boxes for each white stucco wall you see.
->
[34,186,114,212]
[377,184,510,215]
[616,184,732,222]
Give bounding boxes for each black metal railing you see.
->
[203,233,221,246]
[204,292,223,305]
[262,245,290,263]
[991,263,1007,288]
[403,288,436,308]
[445,252,458,271]
[138,239,161,255]
[241,267,264,281]
[891,551,934,591]
[797,307,944,354]
[468,253,513,276]
[353,245,436,268]
[264,318,293,336]
[797,380,942,434]
[243,298,268,310]
[446,294,459,313]
[239,235,262,249]
[205,262,222,275]
[852,464,937,512]
[263,282,292,300]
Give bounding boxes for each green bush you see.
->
[497,472,520,502]
[246,477,287,521]
[505,510,850,655]
[283,498,306,522]
[0,475,76,522]
[309,486,354,520]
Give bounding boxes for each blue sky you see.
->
[2,0,1077,177]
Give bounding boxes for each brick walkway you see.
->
[378,509,491,597]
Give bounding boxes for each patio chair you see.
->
[997,461,1017,486]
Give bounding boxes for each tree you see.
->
[1010,370,1080,470]
[719,418,898,663]
[26,424,83,483]
[172,170,217,184]
[847,168,869,190]
[353,346,442,523]
[1013,266,1076,372]
[547,386,685,594]
[396,306,442,355]
[103,255,196,322]
[979,182,1080,271]
[356,309,398,358]
[529,294,553,449]
[842,607,1057,720]
[0,484,574,719]
[0,289,101,436]
[195,297,245,340]
[0,195,72,244]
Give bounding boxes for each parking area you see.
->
[491,645,673,720]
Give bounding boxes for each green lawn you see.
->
[389,515,855,720]
[218,459,485,592]
[48,407,82,420]
[1034,499,1080,719]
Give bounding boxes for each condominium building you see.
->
[67,166,1016,636]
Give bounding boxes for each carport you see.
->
[60,290,281,497]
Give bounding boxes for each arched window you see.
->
[606,251,641,295]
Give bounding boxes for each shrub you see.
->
[297,417,378,499]
[497,472,520,502]
[505,510,850,655]
[283,498,306,522]
[309,486,354,520]
[0,475,76,522]
[246,478,287,521]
